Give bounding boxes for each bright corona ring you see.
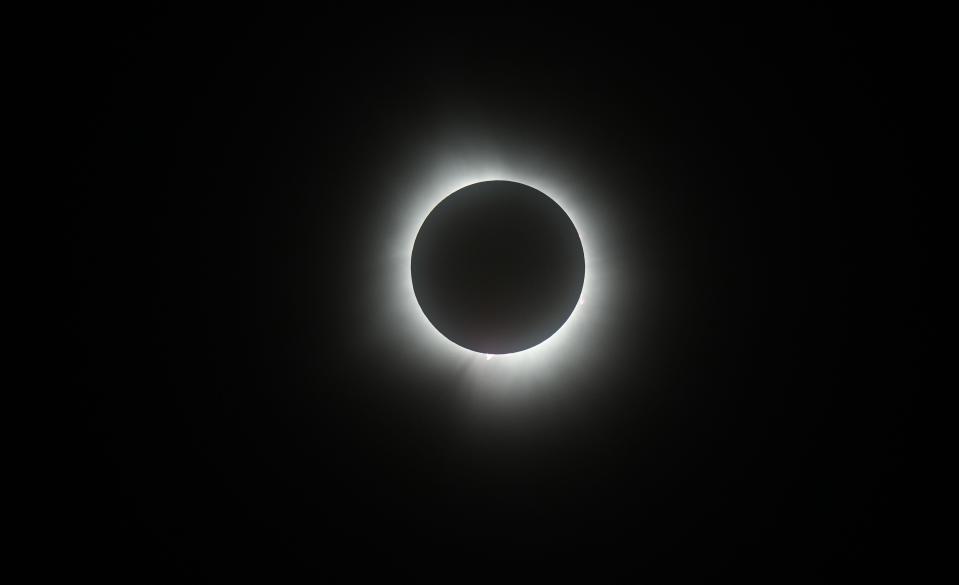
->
[370,136,629,397]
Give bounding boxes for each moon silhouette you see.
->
[411,180,585,354]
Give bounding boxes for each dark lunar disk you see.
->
[411,180,585,354]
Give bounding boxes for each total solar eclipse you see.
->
[411,180,586,355]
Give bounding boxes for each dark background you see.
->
[66,6,924,581]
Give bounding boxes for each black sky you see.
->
[67,6,924,581]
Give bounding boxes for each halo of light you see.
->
[365,127,641,407]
